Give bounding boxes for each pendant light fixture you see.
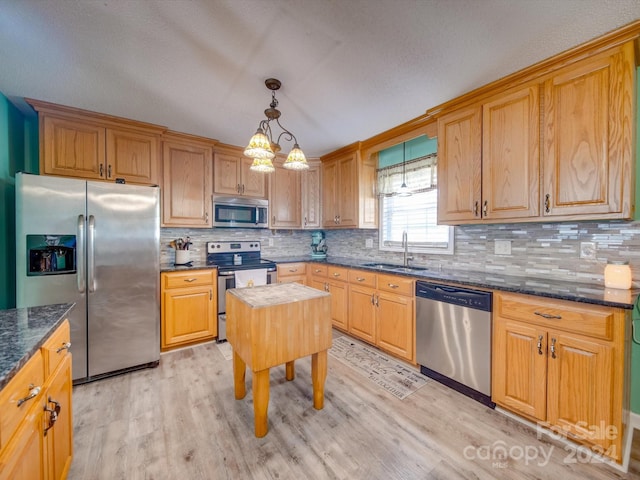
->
[244,78,308,172]
[397,142,412,197]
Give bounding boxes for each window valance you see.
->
[376,153,437,196]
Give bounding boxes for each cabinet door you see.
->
[0,404,44,480]
[302,164,321,229]
[106,129,159,185]
[44,355,73,480]
[162,286,216,348]
[348,284,375,343]
[162,141,213,227]
[321,159,339,227]
[437,106,482,223]
[542,44,634,219]
[41,115,106,180]
[213,153,241,195]
[337,154,358,227]
[240,157,267,198]
[492,318,547,421]
[269,162,301,228]
[546,332,613,451]
[482,85,540,220]
[327,279,349,332]
[376,292,414,361]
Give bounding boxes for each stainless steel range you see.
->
[207,241,277,341]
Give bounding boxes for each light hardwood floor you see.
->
[69,338,640,480]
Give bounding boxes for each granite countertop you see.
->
[229,282,330,308]
[160,261,217,273]
[266,255,640,309]
[0,303,75,390]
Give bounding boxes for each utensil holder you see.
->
[175,249,189,265]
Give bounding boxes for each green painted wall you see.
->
[378,135,437,167]
[0,92,38,309]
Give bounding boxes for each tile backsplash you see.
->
[162,219,640,288]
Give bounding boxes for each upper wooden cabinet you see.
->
[434,36,637,225]
[301,162,322,229]
[542,42,635,220]
[438,84,540,224]
[27,99,165,186]
[269,156,302,228]
[213,145,266,198]
[321,143,376,229]
[161,132,215,228]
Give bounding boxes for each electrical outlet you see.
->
[365,239,373,248]
[580,242,596,260]
[494,240,512,255]
[268,238,274,247]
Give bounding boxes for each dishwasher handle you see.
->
[416,281,492,312]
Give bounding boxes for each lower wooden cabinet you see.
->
[309,264,349,331]
[277,263,307,285]
[347,270,414,362]
[0,320,73,480]
[492,291,626,461]
[161,270,217,351]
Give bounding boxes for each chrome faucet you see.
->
[402,230,413,267]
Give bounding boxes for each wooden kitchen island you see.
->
[226,282,331,437]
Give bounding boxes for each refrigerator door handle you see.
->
[88,215,96,293]
[77,215,86,293]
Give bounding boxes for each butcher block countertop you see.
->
[228,282,330,308]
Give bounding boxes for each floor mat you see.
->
[328,336,429,400]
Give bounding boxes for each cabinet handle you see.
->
[17,385,41,407]
[289,268,298,272]
[387,283,399,289]
[337,215,341,224]
[482,200,488,216]
[375,294,379,307]
[107,164,112,178]
[99,163,104,177]
[304,216,308,226]
[550,337,557,359]
[273,215,276,224]
[324,283,329,292]
[184,278,198,283]
[210,289,212,300]
[537,335,544,355]
[56,342,71,354]
[356,277,365,282]
[237,184,241,193]
[242,184,245,194]
[332,272,341,277]
[474,201,479,217]
[545,194,550,213]
[534,311,562,320]
[43,397,61,436]
[205,211,209,222]
[371,294,375,305]
[315,269,322,273]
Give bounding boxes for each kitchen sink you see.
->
[362,263,428,272]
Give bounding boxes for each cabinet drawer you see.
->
[377,273,414,296]
[163,270,214,289]
[327,266,349,282]
[348,269,377,288]
[42,320,71,376]
[495,292,614,340]
[278,263,307,276]
[0,352,44,449]
[309,264,328,277]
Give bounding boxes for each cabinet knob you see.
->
[56,342,71,354]
[17,384,41,407]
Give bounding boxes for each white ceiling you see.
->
[1,1,639,157]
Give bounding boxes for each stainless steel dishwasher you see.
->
[416,281,494,407]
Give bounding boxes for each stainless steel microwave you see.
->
[212,195,269,228]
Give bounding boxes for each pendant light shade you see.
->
[245,78,308,172]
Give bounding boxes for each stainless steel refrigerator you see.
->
[16,172,160,383]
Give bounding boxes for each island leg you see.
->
[253,368,270,437]
[285,361,295,381]
[233,350,246,400]
[311,350,328,410]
